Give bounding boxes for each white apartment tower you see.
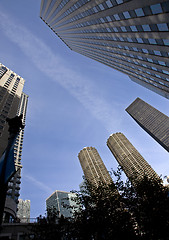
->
[0,63,28,222]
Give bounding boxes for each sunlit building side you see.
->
[40,0,169,99]
[107,132,160,185]
[0,63,28,222]
[78,147,113,187]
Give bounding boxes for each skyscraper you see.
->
[78,147,113,187]
[107,132,159,184]
[40,0,169,99]
[126,97,169,152]
[17,199,30,223]
[46,190,78,218]
[0,63,28,221]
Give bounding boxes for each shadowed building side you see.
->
[107,132,160,185]
[126,97,169,152]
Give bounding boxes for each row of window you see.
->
[53,1,169,30]
[81,41,169,73]
[50,0,130,27]
[77,46,168,88]
[0,66,7,79]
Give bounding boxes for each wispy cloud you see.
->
[24,173,53,194]
[0,9,120,132]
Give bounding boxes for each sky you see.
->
[0,1,168,218]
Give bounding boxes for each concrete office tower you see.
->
[40,0,169,99]
[126,97,169,152]
[0,63,28,221]
[107,133,160,184]
[46,190,78,218]
[78,147,113,187]
[17,199,30,223]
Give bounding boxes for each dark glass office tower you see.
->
[40,0,169,99]
[107,132,160,184]
[126,97,169,152]
[78,147,113,187]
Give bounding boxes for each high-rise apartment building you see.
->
[46,190,78,218]
[40,0,169,99]
[126,97,169,152]
[0,63,28,221]
[107,132,160,184]
[78,147,113,187]
[17,199,30,223]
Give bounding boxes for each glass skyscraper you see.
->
[46,190,77,218]
[0,63,28,222]
[40,0,169,99]
[78,147,114,187]
[126,97,169,152]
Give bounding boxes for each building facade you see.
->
[107,132,160,184]
[17,199,30,223]
[78,147,113,187]
[40,0,169,99]
[126,97,169,152]
[0,63,28,222]
[46,190,77,218]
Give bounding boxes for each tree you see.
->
[25,167,169,240]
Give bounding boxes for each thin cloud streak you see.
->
[0,9,120,132]
[24,174,53,194]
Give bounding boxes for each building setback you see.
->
[78,147,113,187]
[126,97,169,152]
[40,0,169,99]
[0,63,28,221]
[107,132,160,184]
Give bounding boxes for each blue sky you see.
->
[0,0,168,218]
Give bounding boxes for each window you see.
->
[130,25,138,32]
[93,7,98,13]
[116,0,123,4]
[135,8,144,17]
[121,26,127,32]
[123,11,131,19]
[163,39,169,46]
[149,38,157,44]
[142,49,148,53]
[142,24,151,31]
[114,14,120,20]
[157,23,168,31]
[150,3,163,14]
[98,4,104,10]
[154,50,161,56]
[106,16,111,22]
[137,38,143,43]
[106,0,113,7]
